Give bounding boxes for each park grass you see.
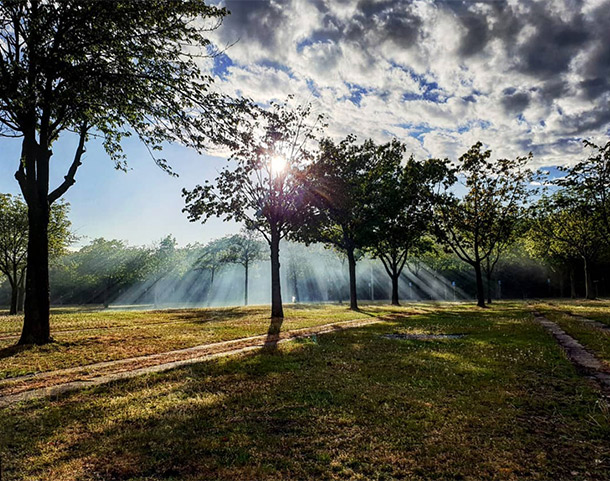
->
[0,301,609,480]
[533,300,610,366]
[0,303,424,380]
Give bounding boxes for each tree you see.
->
[555,140,610,245]
[223,231,266,306]
[530,192,605,300]
[0,193,73,314]
[300,136,388,310]
[435,142,534,307]
[196,236,237,305]
[368,154,449,305]
[0,1,245,344]
[183,100,323,320]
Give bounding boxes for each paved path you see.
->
[567,312,610,332]
[0,318,381,408]
[532,311,610,396]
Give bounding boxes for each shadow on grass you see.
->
[1,305,609,480]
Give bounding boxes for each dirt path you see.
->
[533,311,610,396]
[0,318,382,408]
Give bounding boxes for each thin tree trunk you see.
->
[485,263,492,305]
[19,198,51,344]
[244,261,249,306]
[391,273,400,306]
[569,265,577,298]
[346,247,358,310]
[270,227,283,319]
[9,279,18,316]
[584,257,595,300]
[474,261,485,308]
[17,271,26,313]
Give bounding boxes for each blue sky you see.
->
[1,0,609,247]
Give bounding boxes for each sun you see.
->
[270,155,288,175]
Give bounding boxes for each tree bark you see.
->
[474,261,486,308]
[346,247,358,310]
[19,198,51,344]
[584,257,595,300]
[9,279,18,316]
[17,269,26,313]
[244,261,249,306]
[270,227,283,318]
[391,273,400,306]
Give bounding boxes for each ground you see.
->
[0,300,609,480]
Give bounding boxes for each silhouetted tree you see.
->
[300,136,386,310]
[184,100,323,320]
[0,1,245,344]
[435,142,534,307]
[369,154,450,305]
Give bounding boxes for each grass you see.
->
[533,300,610,366]
[0,301,608,480]
[0,303,421,379]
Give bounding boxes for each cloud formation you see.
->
[210,0,610,166]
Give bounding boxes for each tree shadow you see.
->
[263,316,285,350]
[0,343,31,360]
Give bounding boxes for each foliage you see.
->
[435,142,535,306]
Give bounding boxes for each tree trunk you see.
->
[391,273,400,306]
[244,261,249,306]
[17,269,26,313]
[19,199,51,344]
[584,257,595,300]
[270,227,283,318]
[485,266,492,305]
[569,265,577,299]
[346,247,358,310]
[9,279,18,316]
[292,270,300,303]
[474,261,485,308]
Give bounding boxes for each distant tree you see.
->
[69,239,153,308]
[184,100,323,320]
[149,235,178,307]
[368,154,450,305]
[223,231,266,306]
[196,236,238,305]
[0,1,245,344]
[299,136,386,310]
[435,142,534,307]
[0,194,73,314]
[555,140,610,245]
[530,192,605,299]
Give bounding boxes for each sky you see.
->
[1,0,609,247]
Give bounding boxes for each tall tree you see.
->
[0,1,244,344]
[435,142,534,307]
[183,100,322,320]
[300,136,387,310]
[369,154,450,305]
[0,193,73,314]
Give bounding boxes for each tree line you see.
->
[0,2,608,344]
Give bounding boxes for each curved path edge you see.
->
[532,310,610,397]
[0,318,382,408]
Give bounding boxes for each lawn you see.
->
[0,301,608,480]
[0,304,418,379]
[533,300,610,366]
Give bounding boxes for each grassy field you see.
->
[0,304,417,379]
[0,301,609,480]
[533,300,610,366]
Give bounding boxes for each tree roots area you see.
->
[1,300,609,480]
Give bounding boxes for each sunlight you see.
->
[270,155,287,175]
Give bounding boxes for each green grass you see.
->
[0,304,420,379]
[534,300,610,366]
[0,301,608,480]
